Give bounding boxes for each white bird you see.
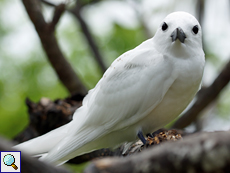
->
[15,11,205,165]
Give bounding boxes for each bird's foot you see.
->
[137,130,146,145]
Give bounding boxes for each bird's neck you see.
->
[152,39,194,59]
[168,41,190,58]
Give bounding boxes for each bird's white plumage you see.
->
[14,11,205,164]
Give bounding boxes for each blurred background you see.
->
[0,0,230,140]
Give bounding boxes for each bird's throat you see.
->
[169,41,188,58]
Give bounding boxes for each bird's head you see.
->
[153,11,203,57]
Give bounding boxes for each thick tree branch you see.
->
[68,148,119,164]
[68,129,183,164]
[85,131,230,173]
[22,0,87,95]
[173,60,230,129]
[0,137,71,173]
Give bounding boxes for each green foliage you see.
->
[0,50,69,138]
[101,24,146,65]
[107,24,145,55]
[66,162,90,173]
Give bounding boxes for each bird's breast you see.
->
[141,56,204,134]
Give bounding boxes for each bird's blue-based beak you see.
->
[170,27,186,43]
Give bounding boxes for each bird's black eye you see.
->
[192,25,199,34]
[162,22,168,31]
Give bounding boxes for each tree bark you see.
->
[85,131,230,173]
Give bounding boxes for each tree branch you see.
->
[85,130,230,173]
[0,136,71,173]
[41,0,107,73]
[22,0,87,95]
[48,3,65,32]
[68,1,107,73]
[172,60,230,129]
[14,95,83,143]
[196,0,205,25]
[129,0,152,39]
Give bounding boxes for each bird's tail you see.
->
[14,123,70,156]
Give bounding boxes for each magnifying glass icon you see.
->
[3,154,18,170]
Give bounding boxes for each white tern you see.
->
[15,11,205,165]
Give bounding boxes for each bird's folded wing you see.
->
[76,47,177,132]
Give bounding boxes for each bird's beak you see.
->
[170,27,186,43]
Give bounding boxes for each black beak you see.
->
[170,27,186,43]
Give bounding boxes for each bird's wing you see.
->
[80,46,177,131]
